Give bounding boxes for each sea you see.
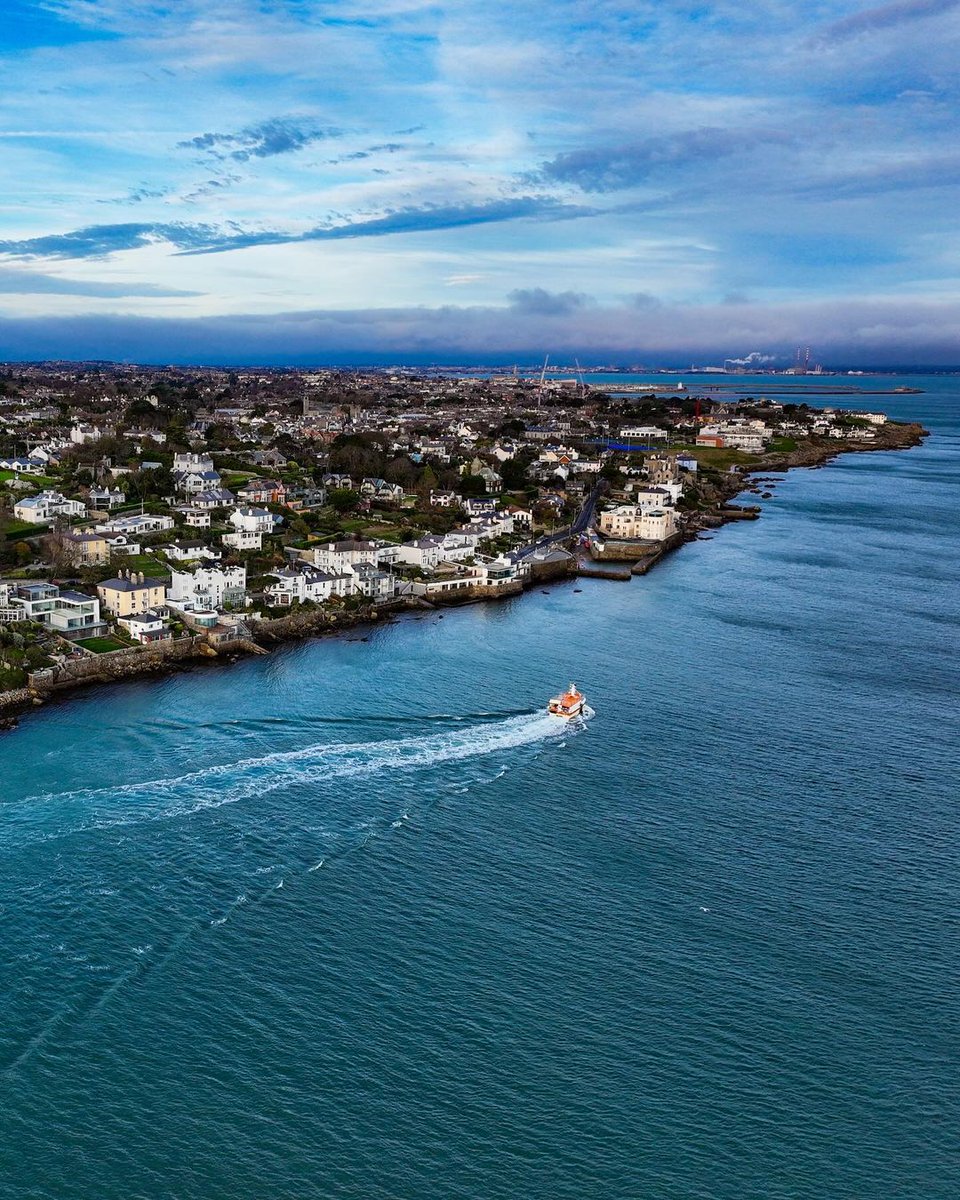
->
[1,373,957,1199]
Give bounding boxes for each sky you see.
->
[0,0,959,365]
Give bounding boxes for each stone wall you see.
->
[28,635,210,692]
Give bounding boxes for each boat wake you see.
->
[25,711,582,835]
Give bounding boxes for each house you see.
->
[189,488,235,511]
[229,506,276,534]
[237,478,286,504]
[14,491,86,524]
[628,485,677,510]
[97,572,168,617]
[222,528,262,552]
[251,448,289,468]
[179,507,211,528]
[104,533,141,557]
[504,505,533,528]
[676,452,698,473]
[351,561,394,601]
[644,453,680,486]
[176,468,222,495]
[117,610,172,645]
[321,473,354,491]
[462,497,497,519]
[598,505,677,541]
[264,563,340,606]
[429,490,462,508]
[1,580,107,639]
[88,486,126,510]
[359,478,405,503]
[61,531,110,566]
[167,563,248,611]
[70,422,105,445]
[97,512,175,536]
[173,452,215,474]
[162,539,220,563]
[395,536,444,571]
[308,540,378,573]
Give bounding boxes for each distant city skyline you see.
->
[1,0,959,364]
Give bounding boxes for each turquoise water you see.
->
[1,376,958,1198]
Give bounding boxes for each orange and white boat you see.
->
[547,682,586,719]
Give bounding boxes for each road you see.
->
[515,484,602,560]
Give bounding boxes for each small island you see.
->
[0,363,927,724]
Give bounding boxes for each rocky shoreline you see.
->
[0,423,927,731]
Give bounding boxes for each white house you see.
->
[14,491,86,524]
[167,563,248,611]
[222,528,262,552]
[351,562,394,601]
[96,512,175,535]
[173,451,215,474]
[0,580,106,639]
[162,539,220,563]
[309,540,379,573]
[395,536,444,571]
[116,610,171,644]
[264,563,339,606]
[229,506,275,534]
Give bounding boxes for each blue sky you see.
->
[0,0,959,363]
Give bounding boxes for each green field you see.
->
[76,637,127,654]
[0,469,56,486]
[0,516,40,541]
[673,443,756,471]
[108,554,170,576]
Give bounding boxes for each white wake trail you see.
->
[26,712,577,833]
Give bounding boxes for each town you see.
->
[0,362,912,701]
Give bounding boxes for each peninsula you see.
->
[0,363,926,722]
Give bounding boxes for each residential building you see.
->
[88,486,126,510]
[117,610,172,644]
[264,563,338,606]
[61,531,110,566]
[96,512,175,536]
[598,505,678,541]
[237,478,286,504]
[1,581,107,639]
[167,563,248,611]
[97,572,168,617]
[229,506,276,534]
[222,528,262,552]
[14,491,86,524]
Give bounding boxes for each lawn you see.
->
[76,637,127,654]
[0,516,40,541]
[672,443,756,471]
[109,554,170,577]
[0,469,55,487]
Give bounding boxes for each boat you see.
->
[547,682,586,719]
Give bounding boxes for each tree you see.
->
[329,488,360,514]
[14,541,31,566]
[459,474,487,498]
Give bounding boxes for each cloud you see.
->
[178,117,342,162]
[540,127,792,192]
[811,0,960,45]
[0,198,597,260]
[0,266,198,297]
[1,296,957,365]
[0,223,224,259]
[508,287,592,315]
